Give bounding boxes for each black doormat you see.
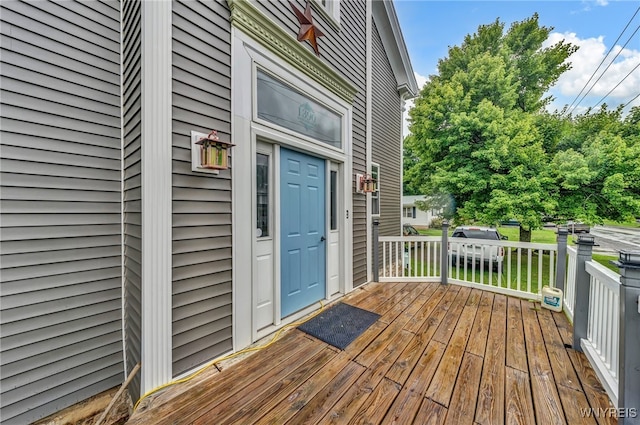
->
[298,302,380,350]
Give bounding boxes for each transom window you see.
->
[256,69,342,149]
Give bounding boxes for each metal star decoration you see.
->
[289,1,324,56]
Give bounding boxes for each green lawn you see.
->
[418,226,558,243]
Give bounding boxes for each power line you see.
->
[567,23,640,115]
[591,61,640,109]
[564,6,640,115]
[621,92,640,111]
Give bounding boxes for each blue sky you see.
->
[394,0,640,131]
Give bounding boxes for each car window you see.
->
[462,230,499,240]
[452,232,465,238]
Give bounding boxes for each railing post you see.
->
[372,219,380,282]
[573,234,596,351]
[555,227,569,291]
[441,220,449,285]
[614,251,640,424]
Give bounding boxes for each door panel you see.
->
[280,148,326,317]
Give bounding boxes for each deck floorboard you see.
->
[127,282,615,425]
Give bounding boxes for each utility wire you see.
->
[567,23,640,115]
[591,61,640,109]
[621,92,640,111]
[564,6,640,115]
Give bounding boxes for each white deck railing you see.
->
[564,245,578,322]
[378,236,557,299]
[379,236,442,282]
[581,260,621,406]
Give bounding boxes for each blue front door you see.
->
[280,148,326,317]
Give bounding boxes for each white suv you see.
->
[449,226,506,269]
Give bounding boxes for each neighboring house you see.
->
[402,195,442,227]
[0,0,417,424]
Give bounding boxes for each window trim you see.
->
[310,0,341,31]
[371,162,380,217]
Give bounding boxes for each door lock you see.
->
[320,236,326,242]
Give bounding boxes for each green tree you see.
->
[405,14,576,241]
[551,106,640,223]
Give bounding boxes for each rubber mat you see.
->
[297,302,380,350]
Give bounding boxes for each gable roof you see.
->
[372,0,419,99]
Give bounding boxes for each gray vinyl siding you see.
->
[253,0,368,286]
[171,0,233,376]
[122,0,142,401]
[372,21,403,238]
[0,1,123,424]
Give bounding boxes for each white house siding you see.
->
[403,195,440,227]
[122,0,143,401]
[170,0,233,377]
[372,20,403,238]
[0,1,123,423]
[253,0,368,286]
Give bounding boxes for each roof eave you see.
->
[372,0,419,99]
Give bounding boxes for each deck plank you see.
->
[557,384,598,425]
[215,347,338,425]
[378,282,430,324]
[191,339,326,424]
[281,361,366,425]
[475,294,506,425]
[551,311,573,347]
[566,350,617,425]
[505,366,535,425]
[404,284,449,334]
[506,296,528,372]
[444,352,484,425]
[432,286,472,344]
[413,398,448,425]
[426,303,479,407]
[319,329,413,424]
[466,291,494,357]
[522,301,567,425]
[257,356,364,425]
[382,340,446,424]
[348,378,401,425]
[537,307,581,390]
[127,330,312,425]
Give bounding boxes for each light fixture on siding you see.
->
[355,173,377,193]
[191,130,234,174]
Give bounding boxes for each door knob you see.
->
[320,236,326,242]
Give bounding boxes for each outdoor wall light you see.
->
[191,130,234,174]
[355,173,377,194]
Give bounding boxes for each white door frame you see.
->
[231,28,353,349]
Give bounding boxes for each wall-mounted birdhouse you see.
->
[355,173,377,194]
[191,130,234,174]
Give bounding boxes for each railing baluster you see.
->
[538,249,543,293]
[527,249,532,293]
[517,248,522,291]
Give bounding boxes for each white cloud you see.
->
[403,71,429,137]
[545,31,640,113]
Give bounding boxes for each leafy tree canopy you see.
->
[406,14,576,241]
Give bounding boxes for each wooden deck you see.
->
[127,282,615,425]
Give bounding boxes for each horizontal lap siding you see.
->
[0,1,123,424]
[122,0,142,401]
[255,0,368,286]
[171,0,233,377]
[372,21,402,238]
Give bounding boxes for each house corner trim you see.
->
[140,0,173,394]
